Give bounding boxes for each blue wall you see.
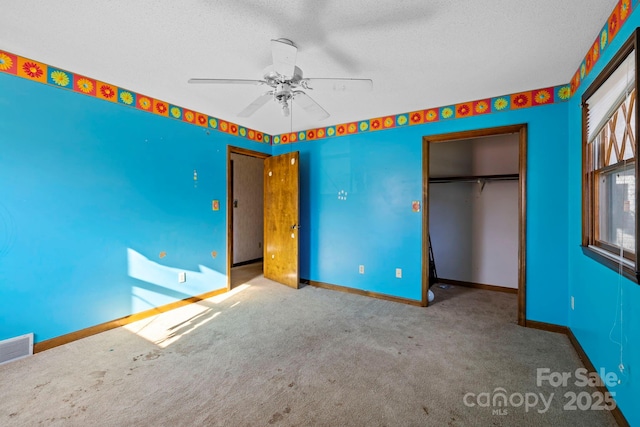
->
[567,9,640,425]
[0,72,269,342]
[274,102,569,324]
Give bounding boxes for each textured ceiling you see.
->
[2,0,618,135]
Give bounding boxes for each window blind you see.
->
[585,51,636,142]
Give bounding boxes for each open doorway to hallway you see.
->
[227,146,301,291]
[227,147,270,289]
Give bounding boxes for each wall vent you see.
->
[0,333,34,365]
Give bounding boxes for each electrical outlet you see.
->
[395,268,402,278]
[179,272,186,283]
[571,296,575,310]
[359,265,365,274]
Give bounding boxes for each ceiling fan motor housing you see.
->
[263,65,304,87]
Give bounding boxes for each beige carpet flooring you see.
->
[0,263,617,426]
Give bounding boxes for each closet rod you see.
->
[429,173,519,184]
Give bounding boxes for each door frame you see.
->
[227,146,270,291]
[422,124,528,326]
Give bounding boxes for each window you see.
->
[582,30,639,283]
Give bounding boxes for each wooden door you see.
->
[264,151,300,288]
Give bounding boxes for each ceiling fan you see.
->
[188,38,373,120]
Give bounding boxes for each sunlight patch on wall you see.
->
[125,247,252,347]
[127,248,227,313]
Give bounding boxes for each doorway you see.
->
[227,147,270,290]
[422,124,527,325]
[227,146,301,291]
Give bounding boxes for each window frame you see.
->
[581,29,640,284]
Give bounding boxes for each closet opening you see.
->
[422,125,527,325]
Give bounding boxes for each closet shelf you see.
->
[429,173,519,184]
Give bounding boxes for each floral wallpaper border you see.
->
[570,0,636,95]
[0,0,635,146]
[272,85,570,145]
[0,50,271,144]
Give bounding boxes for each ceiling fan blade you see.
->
[271,38,297,78]
[302,78,373,92]
[293,91,330,121]
[188,78,265,85]
[237,92,273,118]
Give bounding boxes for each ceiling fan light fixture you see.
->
[187,38,372,121]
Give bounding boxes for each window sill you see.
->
[581,245,639,284]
